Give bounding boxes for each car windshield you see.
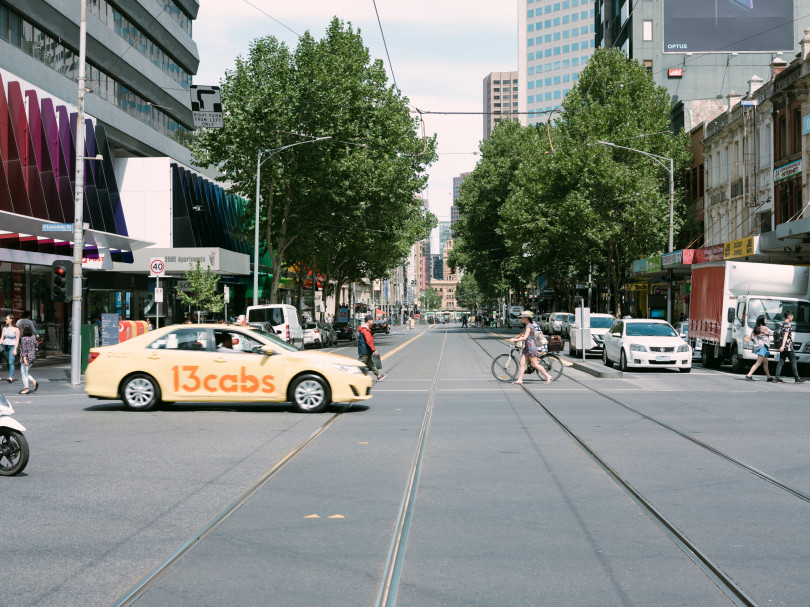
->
[591,317,615,329]
[747,299,810,333]
[246,328,300,351]
[626,322,678,337]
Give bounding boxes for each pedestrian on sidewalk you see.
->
[358,315,385,381]
[18,324,38,395]
[16,310,35,335]
[746,315,773,381]
[2,314,20,383]
[461,314,468,328]
[774,311,805,383]
[508,310,553,385]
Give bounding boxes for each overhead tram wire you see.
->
[372,0,399,92]
[238,0,301,38]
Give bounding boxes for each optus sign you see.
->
[172,366,276,394]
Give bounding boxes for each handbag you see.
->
[372,353,382,370]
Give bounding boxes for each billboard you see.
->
[663,0,793,53]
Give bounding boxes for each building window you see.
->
[643,59,652,75]
[792,106,802,155]
[643,20,653,41]
[776,178,802,225]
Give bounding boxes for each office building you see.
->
[595,0,810,116]
[0,1,253,350]
[484,71,518,138]
[518,0,596,125]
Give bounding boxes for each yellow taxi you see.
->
[84,324,373,413]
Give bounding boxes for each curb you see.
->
[566,357,623,378]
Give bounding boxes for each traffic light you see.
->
[51,260,72,302]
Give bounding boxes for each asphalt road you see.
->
[2,325,810,606]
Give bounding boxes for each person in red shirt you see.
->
[358,315,385,381]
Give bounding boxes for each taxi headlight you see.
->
[333,363,364,375]
[630,343,647,352]
[677,344,689,352]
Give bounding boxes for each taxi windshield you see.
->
[248,328,300,351]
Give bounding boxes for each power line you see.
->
[238,0,301,38]
[372,0,398,91]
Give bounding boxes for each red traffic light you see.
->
[54,266,66,277]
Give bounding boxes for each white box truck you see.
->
[690,261,810,373]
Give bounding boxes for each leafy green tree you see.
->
[419,288,442,311]
[454,274,485,311]
[449,120,542,302]
[176,260,225,320]
[192,19,436,306]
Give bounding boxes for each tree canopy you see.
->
[451,48,691,315]
[192,18,437,308]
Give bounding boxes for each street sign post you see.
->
[149,258,165,329]
[190,85,223,128]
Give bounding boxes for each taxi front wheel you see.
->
[122,374,161,411]
[290,374,331,413]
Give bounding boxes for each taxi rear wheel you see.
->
[121,374,161,411]
[290,374,331,413]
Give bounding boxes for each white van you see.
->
[245,304,304,348]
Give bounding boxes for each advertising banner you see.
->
[774,159,802,183]
[663,0,793,53]
[724,236,756,259]
[695,244,726,263]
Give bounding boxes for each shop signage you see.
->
[42,222,73,232]
[667,68,683,78]
[632,256,662,274]
[774,159,802,183]
[804,114,810,136]
[695,244,725,263]
[101,314,119,346]
[628,283,649,292]
[661,250,683,267]
[724,236,755,259]
[646,257,661,273]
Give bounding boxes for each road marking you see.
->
[304,514,320,519]
[381,332,424,360]
[328,514,345,519]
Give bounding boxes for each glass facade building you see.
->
[518,0,596,125]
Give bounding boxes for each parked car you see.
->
[371,319,390,334]
[603,318,692,373]
[303,322,327,348]
[537,314,551,333]
[320,322,338,347]
[547,312,570,335]
[569,313,616,357]
[673,321,702,358]
[245,304,304,348]
[560,314,575,339]
[334,321,355,342]
[85,324,372,413]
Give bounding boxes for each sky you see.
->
[192,1,518,221]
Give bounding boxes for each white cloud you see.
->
[193,0,517,216]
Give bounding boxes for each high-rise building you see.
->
[483,71,518,138]
[518,0,596,126]
[0,1,254,345]
[595,0,810,114]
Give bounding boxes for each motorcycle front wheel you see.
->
[0,428,29,475]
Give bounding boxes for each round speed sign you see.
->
[149,258,165,277]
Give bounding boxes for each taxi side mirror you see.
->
[261,345,278,356]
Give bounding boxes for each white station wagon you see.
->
[602,318,692,373]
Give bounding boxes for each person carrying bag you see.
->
[358,315,386,381]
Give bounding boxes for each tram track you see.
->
[112,328,434,607]
[468,331,759,607]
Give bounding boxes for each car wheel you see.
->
[602,348,613,368]
[619,350,628,372]
[121,373,161,411]
[289,374,331,413]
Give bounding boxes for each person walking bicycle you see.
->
[774,310,805,383]
[508,310,553,385]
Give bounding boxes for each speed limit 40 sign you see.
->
[149,258,166,277]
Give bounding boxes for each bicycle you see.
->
[491,342,564,382]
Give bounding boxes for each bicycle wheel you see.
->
[492,351,520,382]
[539,353,564,381]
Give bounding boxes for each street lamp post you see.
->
[253,136,331,306]
[595,141,675,322]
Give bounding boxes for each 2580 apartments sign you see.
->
[663,0,793,53]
